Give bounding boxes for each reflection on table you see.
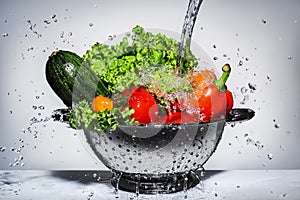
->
[0,170,299,200]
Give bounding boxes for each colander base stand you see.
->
[111,170,201,194]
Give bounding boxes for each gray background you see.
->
[0,0,299,170]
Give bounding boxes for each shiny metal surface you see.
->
[84,121,225,174]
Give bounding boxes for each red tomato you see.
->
[128,87,159,124]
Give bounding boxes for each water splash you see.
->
[245,137,264,150]
[135,174,141,198]
[112,170,123,199]
[26,19,42,38]
[182,173,189,199]
[86,191,94,200]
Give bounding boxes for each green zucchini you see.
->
[45,50,110,107]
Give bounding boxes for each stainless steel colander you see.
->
[83,108,254,194]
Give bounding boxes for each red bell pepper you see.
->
[225,88,233,117]
[182,64,233,122]
[197,64,232,121]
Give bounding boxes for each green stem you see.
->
[214,64,231,93]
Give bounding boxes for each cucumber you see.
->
[45,50,110,107]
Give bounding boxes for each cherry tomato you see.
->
[92,95,113,112]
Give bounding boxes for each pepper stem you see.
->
[214,64,231,93]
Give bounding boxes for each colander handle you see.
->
[226,108,255,123]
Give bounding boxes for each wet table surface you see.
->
[0,170,299,200]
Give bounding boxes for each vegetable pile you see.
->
[46,25,234,133]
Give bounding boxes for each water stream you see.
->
[176,0,204,74]
[113,170,123,199]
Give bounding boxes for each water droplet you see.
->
[238,60,243,66]
[89,23,93,27]
[19,155,23,160]
[267,153,273,160]
[108,35,113,41]
[2,33,8,37]
[87,191,94,200]
[261,19,267,24]
[0,146,6,152]
[240,87,248,94]
[213,56,218,60]
[240,94,249,104]
[274,123,280,129]
[43,20,51,25]
[288,56,292,60]
[246,137,264,150]
[35,96,40,99]
[27,46,34,51]
[248,83,257,91]
[283,193,287,197]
